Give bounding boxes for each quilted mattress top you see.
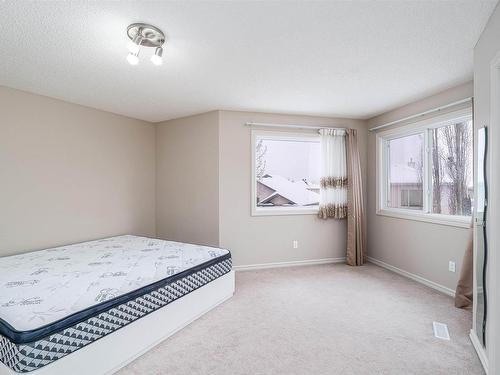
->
[0,235,229,333]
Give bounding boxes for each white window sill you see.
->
[376,209,471,228]
[252,207,319,217]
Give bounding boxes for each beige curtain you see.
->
[318,129,348,219]
[346,129,365,266]
[455,222,474,309]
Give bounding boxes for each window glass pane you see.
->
[255,137,320,208]
[399,189,423,208]
[430,119,473,216]
[387,134,424,210]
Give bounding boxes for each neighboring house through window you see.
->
[400,189,423,208]
[252,131,320,215]
[376,107,473,227]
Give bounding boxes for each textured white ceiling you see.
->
[0,1,497,122]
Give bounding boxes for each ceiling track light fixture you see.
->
[126,23,165,66]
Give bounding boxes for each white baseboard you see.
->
[367,256,456,297]
[233,257,346,271]
[470,330,489,374]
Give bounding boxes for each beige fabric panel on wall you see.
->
[346,129,366,266]
[455,223,474,308]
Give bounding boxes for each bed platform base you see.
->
[0,271,235,375]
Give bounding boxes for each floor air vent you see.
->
[433,322,450,340]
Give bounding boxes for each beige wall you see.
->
[1,77,479,303]
[366,82,473,291]
[0,86,156,256]
[474,2,500,370]
[218,110,367,267]
[155,111,220,247]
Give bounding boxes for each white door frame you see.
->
[486,50,500,375]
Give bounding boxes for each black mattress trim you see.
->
[0,251,231,344]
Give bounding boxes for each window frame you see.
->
[376,107,473,228]
[251,130,321,216]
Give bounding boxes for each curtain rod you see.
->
[244,122,346,131]
[369,97,473,132]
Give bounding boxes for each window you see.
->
[430,121,473,216]
[252,131,320,215]
[377,108,473,227]
[386,133,424,210]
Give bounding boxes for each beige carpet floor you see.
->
[117,263,483,375]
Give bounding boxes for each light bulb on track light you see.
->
[151,47,163,66]
[126,51,139,65]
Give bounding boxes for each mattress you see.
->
[0,235,231,373]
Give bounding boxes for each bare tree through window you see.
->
[255,139,267,181]
[431,129,442,213]
[431,120,473,216]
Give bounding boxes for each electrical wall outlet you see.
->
[293,240,299,249]
[448,261,456,273]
